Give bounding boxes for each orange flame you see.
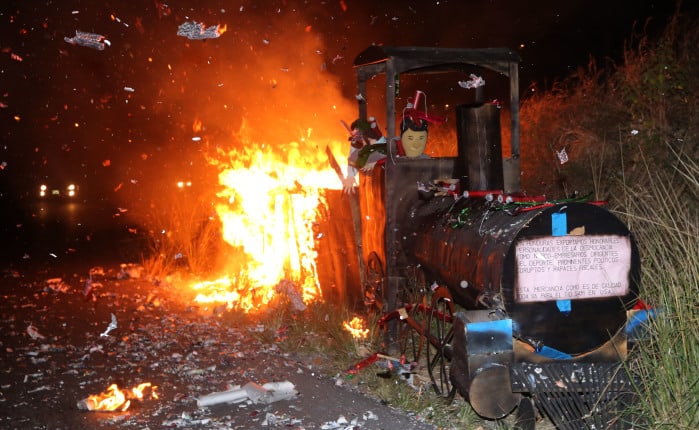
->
[82,383,158,412]
[217,24,227,35]
[191,125,345,313]
[192,118,203,133]
[343,316,370,339]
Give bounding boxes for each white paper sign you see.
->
[515,235,631,303]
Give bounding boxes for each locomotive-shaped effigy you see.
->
[349,45,644,429]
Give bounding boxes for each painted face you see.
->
[402,128,428,157]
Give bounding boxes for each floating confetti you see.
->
[458,74,485,89]
[64,30,109,51]
[177,21,226,40]
[556,148,569,164]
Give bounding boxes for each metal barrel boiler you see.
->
[410,200,640,355]
[407,198,641,419]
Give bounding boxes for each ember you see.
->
[343,316,370,339]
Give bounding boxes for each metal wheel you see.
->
[363,251,385,312]
[425,286,456,400]
[513,396,536,430]
[395,266,428,365]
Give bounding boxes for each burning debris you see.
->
[188,144,333,313]
[63,30,110,50]
[77,382,158,412]
[176,21,226,40]
[46,277,69,293]
[118,263,144,279]
[343,316,370,339]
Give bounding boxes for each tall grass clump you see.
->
[140,185,224,279]
[519,3,698,427]
[619,145,699,429]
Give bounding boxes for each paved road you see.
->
[0,198,437,429]
[1,197,145,267]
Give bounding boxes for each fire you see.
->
[79,382,158,412]
[343,316,370,339]
[191,124,346,313]
[217,24,227,35]
[192,118,203,133]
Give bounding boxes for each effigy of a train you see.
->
[348,45,645,430]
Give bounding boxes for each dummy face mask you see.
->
[402,128,428,157]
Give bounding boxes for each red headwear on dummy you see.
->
[396,91,445,156]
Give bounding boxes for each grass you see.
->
[138,185,224,279]
[616,144,699,429]
[516,4,699,428]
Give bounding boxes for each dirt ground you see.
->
[0,260,438,430]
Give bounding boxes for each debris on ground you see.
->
[0,263,436,429]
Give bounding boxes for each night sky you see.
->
[0,0,688,212]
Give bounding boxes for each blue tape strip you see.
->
[556,299,571,315]
[552,212,568,315]
[536,345,572,360]
[551,212,567,236]
[626,309,656,336]
[466,319,513,337]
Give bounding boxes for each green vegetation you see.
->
[520,8,698,428]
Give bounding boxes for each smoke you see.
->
[153,4,355,148]
[114,2,361,233]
